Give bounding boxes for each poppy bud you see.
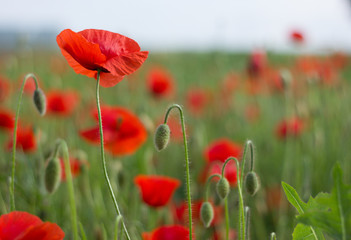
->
[154,124,170,151]
[200,201,214,228]
[44,157,61,194]
[216,177,230,200]
[245,171,260,196]
[33,88,46,116]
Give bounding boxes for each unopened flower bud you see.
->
[216,177,230,200]
[154,124,170,151]
[33,88,46,116]
[245,171,260,196]
[44,157,61,194]
[200,201,214,228]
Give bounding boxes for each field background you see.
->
[0,50,349,239]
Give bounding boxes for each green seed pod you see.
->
[245,171,260,196]
[154,124,170,151]
[44,157,61,194]
[33,88,46,116]
[216,177,230,200]
[200,201,214,228]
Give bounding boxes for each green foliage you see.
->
[282,163,351,240]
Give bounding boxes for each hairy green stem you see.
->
[224,198,230,240]
[164,104,193,240]
[53,139,78,240]
[244,206,250,240]
[10,73,39,211]
[222,155,246,240]
[96,70,131,240]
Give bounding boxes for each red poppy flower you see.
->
[276,118,304,139]
[142,225,189,240]
[186,88,211,116]
[147,67,174,98]
[290,30,305,44]
[247,50,267,78]
[0,75,10,101]
[56,29,148,88]
[134,175,180,208]
[80,105,147,156]
[7,126,36,153]
[46,90,79,116]
[0,109,15,131]
[204,138,242,163]
[0,211,64,240]
[59,157,86,181]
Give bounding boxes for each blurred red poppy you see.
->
[80,105,147,156]
[204,138,242,163]
[173,200,222,226]
[142,225,189,240]
[147,67,175,98]
[209,160,238,186]
[0,211,64,240]
[290,30,305,44]
[276,117,304,139]
[0,109,15,131]
[7,126,36,153]
[134,175,180,208]
[56,29,148,88]
[247,50,267,78]
[47,90,79,116]
[59,157,86,181]
[0,75,10,102]
[186,88,211,116]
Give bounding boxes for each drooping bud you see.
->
[33,88,46,116]
[154,124,170,151]
[216,177,230,200]
[200,201,214,228]
[44,157,61,194]
[245,171,260,196]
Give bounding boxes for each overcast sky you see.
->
[1,0,351,52]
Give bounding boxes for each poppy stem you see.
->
[53,139,79,240]
[222,156,245,240]
[10,73,40,211]
[164,104,193,240]
[224,198,230,240]
[204,174,221,201]
[95,70,131,240]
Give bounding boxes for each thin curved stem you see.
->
[96,70,131,240]
[204,174,221,201]
[223,157,245,240]
[224,198,230,240]
[54,139,78,240]
[164,104,193,240]
[244,206,250,240]
[247,140,254,171]
[10,73,39,211]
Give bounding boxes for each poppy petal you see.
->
[103,51,149,76]
[80,126,117,144]
[16,222,65,240]
[134,175,180,208]
[56,29,106,73]
[99,72,124,88]
[79,29,142,57]
[0,211,42,240]
[151,225,189,240]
